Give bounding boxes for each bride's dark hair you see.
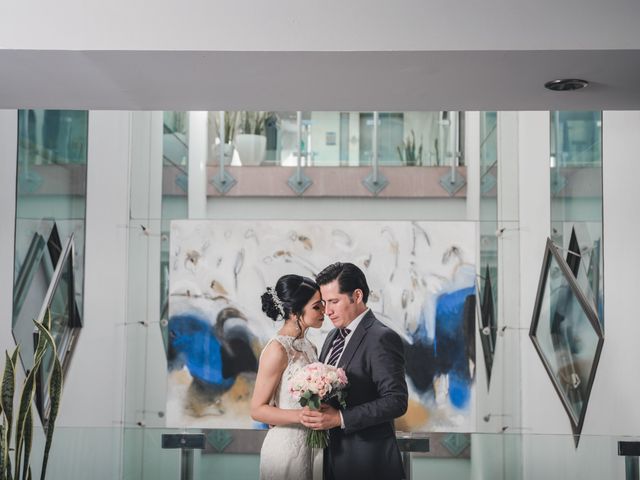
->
[261,274,320,323]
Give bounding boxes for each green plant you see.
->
[397,130,423,166]
[213,111,238,143]
[0,311,63,480]
[238,111,273,136]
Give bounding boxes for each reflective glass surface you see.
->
[550,111,603,326]
[201,111,462,167]
[531,241,603,431]
[13,110,88,371]
[478,112,498,385]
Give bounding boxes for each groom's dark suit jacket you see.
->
[320,310,408,480]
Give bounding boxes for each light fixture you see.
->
[544,79,589,91]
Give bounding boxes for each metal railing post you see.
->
[439,111,466,195]
[211,111,237,194]
[362,111,389,195]
[287,111,313,194]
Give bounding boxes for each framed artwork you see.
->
[33,234,82,426]
[530,238,603,445]
[168,220,477,432]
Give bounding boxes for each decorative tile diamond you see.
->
[441,433,471,457]
[439,171,466,196]
[530,238,604,446]
[287,171,313,195]
[207,429,233,453]
[210,170,237,194]
[362,171,389,195]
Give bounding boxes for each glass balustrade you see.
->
[163,111,462,168]
[21,426,639,480]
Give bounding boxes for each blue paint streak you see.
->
[433,286,475,356]
[169,313,234,389]
[434,286,475,409]
[448,373,471,409]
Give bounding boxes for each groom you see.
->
[301,262,408,480]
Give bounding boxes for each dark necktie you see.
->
[326,328,351,366]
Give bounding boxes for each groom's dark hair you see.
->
[316,262,370,304]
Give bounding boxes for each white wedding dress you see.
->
[259,335,317,480]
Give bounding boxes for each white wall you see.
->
[0,111,17,358]
[1,0,639,51]
[519,112,640,479]
[0,111,132,479]
[206,197,468,221]
[41,112,131,479]
[590,111,640,434]
[518,112,556,437]
[58,111,131,429]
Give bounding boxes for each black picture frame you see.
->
[476,265,497,388]
[33,233,82,427]
[530,238,604,446]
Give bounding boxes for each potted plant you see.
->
[211,112,238,165]
[1,311,62,480]
[234,112,276,166]
[396,130,423,166]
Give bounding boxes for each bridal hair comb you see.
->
[267,287,286,320]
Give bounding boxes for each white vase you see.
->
[211,142,236,165]
[234,134,267,166]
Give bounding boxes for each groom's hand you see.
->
[300,405,342,430]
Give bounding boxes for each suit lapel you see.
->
[338,310,375,370]
[320,328,339,362]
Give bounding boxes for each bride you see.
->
[251,274,325,480]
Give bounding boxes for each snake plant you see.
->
[0,311,63,480]
[239,111,273,136]
[397,130,423,166]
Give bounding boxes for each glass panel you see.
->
[531,243,603,427]
[34,426,640,479]
[161,111,189,349]
[35,234,81,425]
[201,111,461,167]
[479,112,498,385]
[207,111,284,167]
[13,109,88,372]
[359,112,404,165]
[125,110,484,479]
[550,111,603,325]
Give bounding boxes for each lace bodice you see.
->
[259,335,318,480]
[266,335,318,409]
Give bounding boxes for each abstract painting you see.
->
[168,220,477,431]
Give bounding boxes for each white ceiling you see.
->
[3,0,640,52]
[2,0,640,110]
[1,49,640,111]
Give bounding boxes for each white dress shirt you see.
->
[324,308,369,429]
[325,308,369,366]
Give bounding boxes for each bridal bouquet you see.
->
[289,362,348,448]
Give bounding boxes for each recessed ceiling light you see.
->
[544,79,589,92]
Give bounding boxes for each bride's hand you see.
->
[300,405,342,430]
